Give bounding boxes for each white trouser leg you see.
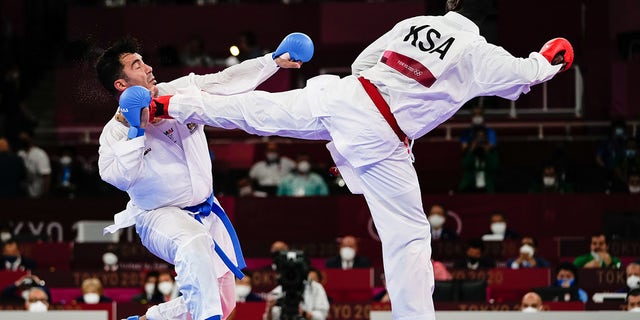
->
[136,207,222,320]
[168,89,331,141]
[356,145,435,320]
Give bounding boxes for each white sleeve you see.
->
[470,43,562,100]
[351,27,397,76]
[307,282,330,320]
[97,119,147,191]
[34,149,51,175]
[159,53,279,95]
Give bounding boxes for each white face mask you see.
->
[629,307,640,312]
[490,222,507,235]
[297,161,311,173]
[266,152,278,162]
[102,252,118,266]
[60,155,72,166]
[627,275,640,289]
[520,244,535,256]
[144,283,156,296]
[28,301,48,312]
[543,176,556,187]
[21,290,30,301]
[83,292,100,304]
[521,307,539,313]
[428,214,445,229]
[235,284,252,301]
[471,116,484,125]
[158,281,174,295]
[340,247,356,261]
[629,185,640,194]
[0,232,11,242]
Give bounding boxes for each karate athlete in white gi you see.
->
[120,0,574,319]
[96,34,312,320]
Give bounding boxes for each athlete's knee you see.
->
[175,232,214,263]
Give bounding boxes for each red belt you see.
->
[357,76,407,142]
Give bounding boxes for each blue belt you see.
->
[185,194,246,279]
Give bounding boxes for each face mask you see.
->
[490,222,506,235]
[102,252,118,266]
[627,149,637,158]
[471,116,484,125]
[0,232,11,242]
[4,255,18,263]
[158,281,174,295]
[521,307,539,313]
[239,186,253,196]
[235,284,251,301]
[266,152,278,162]
[144,283,156,296]
[340,247,356,261]
[428,215,445,229]
[519,244,535,256]
[630,307,640,312]
[83,293,100,304]
[556,278,575,287]
[297,161,311,173]
[629,185,640,194]
[615,127,624,137]
[543,176,556,187]
[21,290,30,301]
[60,155,72,166]
[28,301,48,312]
[467,257,479,264]
[627,275,640,289]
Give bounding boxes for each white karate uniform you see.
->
[99,53,280,320]
[165,12,562,320]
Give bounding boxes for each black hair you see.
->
[556,261,579,281]
[308,266,323,282]
[145,270,160,281]
[468,238,484,251]
[95,36,141,96]
[428,203,448,215]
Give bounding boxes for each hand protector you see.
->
[540,37,574,72]
[119,86,152,139]
[272,32,314,63]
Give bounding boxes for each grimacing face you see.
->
[116,52,158,97]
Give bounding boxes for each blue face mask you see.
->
[556,278,575,287]
[627,149,637,158]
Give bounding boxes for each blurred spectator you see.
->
[573,233,621,269]
[249,142,296,195]
[270,240,290,255]
[506,236,550,269]
[131,270,163,305]
[529,163,573,194]
[459,126,499,193]
[427,204,457,241]
[180,35,214,67]
[237,177,267,197]
[0,137,26,197]
[453,239,496,270]
[460,105,497,151]
[520,291,543,312]
[627,171,640,194]
[1,274,49,304]
[263,272,330,320]
[74,277,112,304]
[24,287,49,312]
[277,154,328,197]
[595,120,629,192]
[235,271,263,302]
[16,131,51,198]
[52,147,80,198]
[158,270,180,302]
[553,262,588,303]
[482,211,519,241]
[614,138,640,188]
[237,31,265,62]
[628,288,640,312]
[622,262,640,292]
[1,238,37,271]
[325,235,371,270]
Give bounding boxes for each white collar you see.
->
[444,11,480,35]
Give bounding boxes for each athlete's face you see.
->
[116,52,158,97]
